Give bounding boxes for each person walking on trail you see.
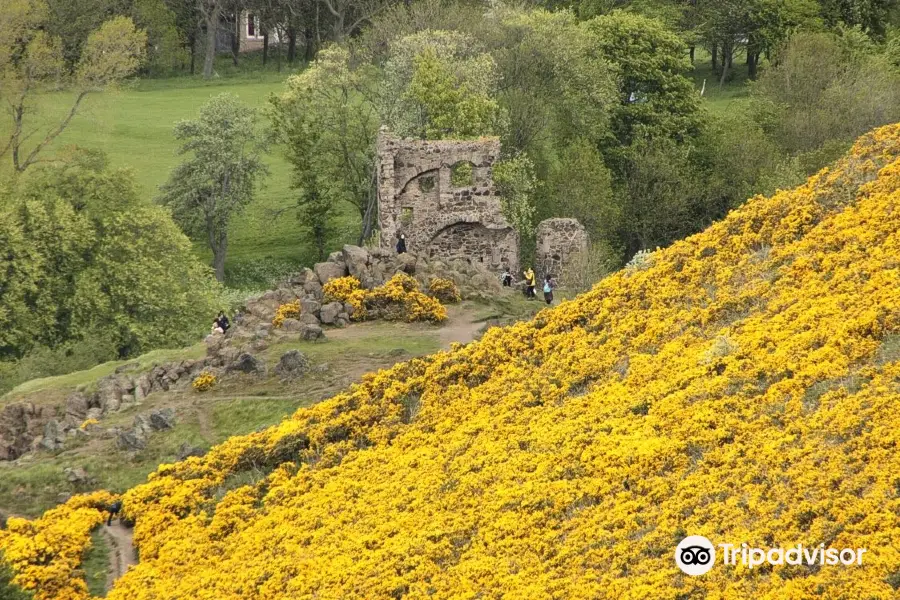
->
[396,233,407,254]
[543,274,556,305]
[524,268,536,299]
[107,499,123,526]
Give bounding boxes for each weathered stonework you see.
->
[376,128,518,272]
[536,218,589,280]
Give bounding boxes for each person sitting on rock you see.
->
[107,499,123,526]
[396,233,407,254]
[501,269,513,287]
[211,321,224,335]
[216,311,230,332]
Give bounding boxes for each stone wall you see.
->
[535,218,589,282]
[376,128,518,273]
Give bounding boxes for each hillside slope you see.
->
[4,124,900,599]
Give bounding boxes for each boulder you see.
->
[64,393,89,421]
[227,353,266,375]
[303,280,324,299]
[176,442,205,461]
[342,245,370,279]
[134,375,152,401]
[300,324,324,341]
[86,408,103,421]
[275,350,311,380]
[133,414,153,436]
[335,315,350,328]
[314,261,347,285]
[327,250,345,265]
[320,302,343,325]
[149,408,176,431]
[343,302,356,318]
[397,253,417,274]
[281,318,304,332]
[116,428,146,451]
[57,492,73,504]
[40,420,65,452]
[300,299,321,316]
[298,312,321,325]
[97,378,125,413]
[64,466,90,484]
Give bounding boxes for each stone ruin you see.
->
[535,218,590,282]
[376,128,519,273]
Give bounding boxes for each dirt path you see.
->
[438,306,486,349]
[103,522,137,591]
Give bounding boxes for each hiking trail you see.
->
[103,521,136,592]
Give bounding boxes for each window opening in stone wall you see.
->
[418,176,435,193]
[400,207,414,226]
[450,162,474,187]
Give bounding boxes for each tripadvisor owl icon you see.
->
[675,535,716,576]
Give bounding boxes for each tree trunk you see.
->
[689,46,695,64]
[304,25,316,61]
[287,26,296,63]
[748,51,758,80]
[719,43,730,87]
[203,12,218,78]
[263,31,269,65]
[212,244,227,283]
[190,31,197,74]
[711,42,718,73]
[231,15,240,66]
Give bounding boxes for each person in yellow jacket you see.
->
[523,267,536,299]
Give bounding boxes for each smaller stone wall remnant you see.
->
[535,218,589,282]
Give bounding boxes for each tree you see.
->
[493,153,538,241]
[198,0,221,77]
[582,11,702,150]
[158,94,268,283]
[404,47,501,139]
[270,46,379,244]
[0,3,146,172]
[0,148,220,361]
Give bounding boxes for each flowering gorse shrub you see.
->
[78,419,99,430]
[0,491,115,600]
[272,300,301,328]
[5,124,900,600]
[427,277,462,303]
[322,276,361,303]
[191,371,217,392]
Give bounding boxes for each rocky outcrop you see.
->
[275,350,310,380]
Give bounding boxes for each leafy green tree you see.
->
[379,30,502,139]
[0,148,220,360]
[493,153,538,241]
[404,47,501,139]
[158,93,268,283]
[820,0,899,38]
[547,137,621,245]
[270,45,379,243]
[582,11,703,150]
[0,4,146,172]
[752,31,900,160]
[0,552,32,600]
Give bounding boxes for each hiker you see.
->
[396,233,407,254]
[216,311,230,332]
[501,268,513,287]
[107,499,123,526]
[211,320,224,335]
[523,268,536,299]
[543,274,556,305]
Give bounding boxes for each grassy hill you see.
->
[0,68,359,287]
[3,124,897,599]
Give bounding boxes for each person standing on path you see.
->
[396,234,407,254]
[107,499,123,526]
[524,268,536,299]
[543,274,556,305]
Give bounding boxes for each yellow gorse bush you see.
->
[326,273,447,323]
[191,371,217,392]
[78,419,99,430]
[428,277,462,303]
[322,276,361,302]
[4,124,900,599]
[272,300,302,328]
[0,491,115,600]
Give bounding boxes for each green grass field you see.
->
[0,65,359,289]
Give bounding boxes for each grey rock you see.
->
[40,420,65,452]
[227,353,266,375]
[116,428,146,451]
[149,408,176,431]
[64,466,90,484]
[64,393,89,421]
[281,318,304,332]
[300,324,324,341]
[320,301,343,325]
[298,312,320,325]
[314,261,347,285]
[275,350,310,380]
[342,245,371,279]
[134,375,152,401]
[57,492,73,503]
[300,298,321,316]
[176,442,205,461]
[86,408,103,421]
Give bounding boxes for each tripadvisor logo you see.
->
[675,536,867,576]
